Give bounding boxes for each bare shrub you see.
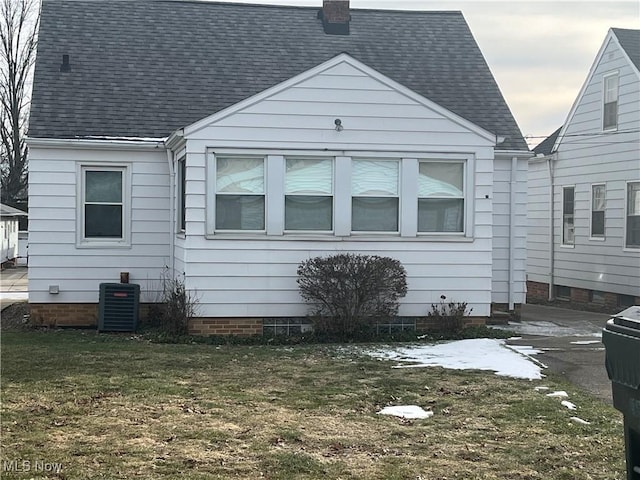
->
[297,254,407,339]
[427,295,472,334]
[147,269,198,336]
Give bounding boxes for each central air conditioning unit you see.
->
[98,283,140,332]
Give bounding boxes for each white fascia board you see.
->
[165,129,185,151]
[27,137,166,151]
[551,29,620,153]
[183,53,498,144]
[495,150,534,158]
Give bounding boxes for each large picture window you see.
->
[351,159,399,232]
[285,158,333,231]
[562,186,575,246]
[603,73,619,131]
[627,182,640,248]
[215,157,265,231]
[82,168,124,239]
[590,184,605,238]
[417,161,464,233]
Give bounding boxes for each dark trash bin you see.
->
[603,306,640,480]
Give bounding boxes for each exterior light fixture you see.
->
[334,118,343,131]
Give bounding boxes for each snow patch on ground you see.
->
[569,340,602,345]
[368,338,543,380]
[546,391,569,398]
[561,400,577,410]
[377,405,434,419]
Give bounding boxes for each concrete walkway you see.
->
[501,304,613,403]
[0,266,28,309]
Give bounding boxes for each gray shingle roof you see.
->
[533,127,561,155]
[29,0,528,151]
[613,28,640,70]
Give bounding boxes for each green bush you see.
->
[296,254,407,339]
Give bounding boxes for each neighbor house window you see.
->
[285,158,333,231]
[603,73,619,131]
[562,186,575,246]
[590,184,605,238]
[177,157,186,232]
[418,161,465,233]
[626,181,640,248]
[82,167,125,240]
[215,156,265,231]
[351,159,399,232]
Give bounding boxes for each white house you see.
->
[27,0,530,333]
[527,28,640,308]
[0,203,25,267]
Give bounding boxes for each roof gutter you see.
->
[26,137,166,151]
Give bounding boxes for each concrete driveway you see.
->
[0,266,28,310]
[500,304,613,403]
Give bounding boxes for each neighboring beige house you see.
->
[528,28,640,308]
[28,0,530,334]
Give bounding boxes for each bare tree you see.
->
[0,0,38,206]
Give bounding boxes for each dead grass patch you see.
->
[0,330,625,479]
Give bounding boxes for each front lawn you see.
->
[0,330,625,479]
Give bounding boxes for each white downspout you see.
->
[547,155,555,301]
[166,148,176,278]
[508,156,518,311]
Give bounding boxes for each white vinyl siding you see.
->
[28,144,171,304]
[527,32,640,298]
[181,59,518,317]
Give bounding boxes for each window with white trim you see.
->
[81,166,126,241]
[351,159,399,232]
[626,181,640,248]
[418,161,464,233]
[603,73,619,131]
[562,186,575,246]
[177,156,186,233]
[285,157,333,231]
[590,184,605,238]
[215,156,265,231]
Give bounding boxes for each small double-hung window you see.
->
[351,159,399,232]
[627,182,640,248]
[590,184,606,238]
[285,158,333,231]
[82,167,126,241]
[215,157,265,231]
[418,161,464,233]
[603,73,619,131]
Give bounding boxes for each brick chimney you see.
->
[319,0,350,35]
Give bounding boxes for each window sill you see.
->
[76,241,132,249]
[560,244,575,249]
[205,233,474,242]
[623,246,640,252]
[589,236,606,242]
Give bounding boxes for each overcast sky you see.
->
[223,0,639,147]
